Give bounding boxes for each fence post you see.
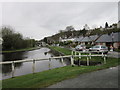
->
[12,61,15,78]
[75,51,76,56]
[32,60,35,74]
[61,56,64,66]
[79,52,81,59]
[49,58,51,70]
[104,55,106,64]
[71,56,74,67]
[71,51,73,56]
[78,52,81,66]
[87,55,89,66]
[102,52,104,57]
[89,52,91,59]
[78,59,81,66]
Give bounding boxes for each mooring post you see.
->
[12,61,15,78]
[49,58,51,70]
[32,59,35,74]
[104,55,106,64]
[71,56,74,67]
[87,55,89,66]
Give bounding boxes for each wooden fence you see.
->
[0,50,107,78]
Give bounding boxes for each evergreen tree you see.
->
[105,22,109,28]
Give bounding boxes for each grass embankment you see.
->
[48,46,71,55]
[1,47,40,54]
[2,46,120,88]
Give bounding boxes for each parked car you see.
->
[75,45,86,51]
[89,45,108,54]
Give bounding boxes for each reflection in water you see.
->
[2,52,27,61]
[2,63,23,74]
[1,47,70,80]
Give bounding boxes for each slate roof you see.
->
[81,37,90,42]
[81,35,99,42]
[75,37,84,42]
[74,32,120,43]
[96,32,120,42]
[89,35,99,41]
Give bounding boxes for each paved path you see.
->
[48,66,119,88]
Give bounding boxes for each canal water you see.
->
[1,47,70,80]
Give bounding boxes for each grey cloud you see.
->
[2,2,118,40]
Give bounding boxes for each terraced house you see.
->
[96,32,120,49]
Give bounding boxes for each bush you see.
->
[86,44,93,49]
[114,46,120,52]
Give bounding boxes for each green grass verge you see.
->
[48,46,71,55]
[1,47,40,53]
[2,46,120,88]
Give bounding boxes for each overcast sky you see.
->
[1,2,119,40]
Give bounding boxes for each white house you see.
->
[60,38,75,42]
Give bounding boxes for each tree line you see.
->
[1,26,36,51]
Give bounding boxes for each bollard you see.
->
[12,61,15,78]
[87,56,89,66]
[70,56,74,67]
[32,60,35,74]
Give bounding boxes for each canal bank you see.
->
[48,46,71,56]
[48,46,65,56]
[1,47,41,54]
[2,46,120,88]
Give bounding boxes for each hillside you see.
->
[42,24,120,44]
